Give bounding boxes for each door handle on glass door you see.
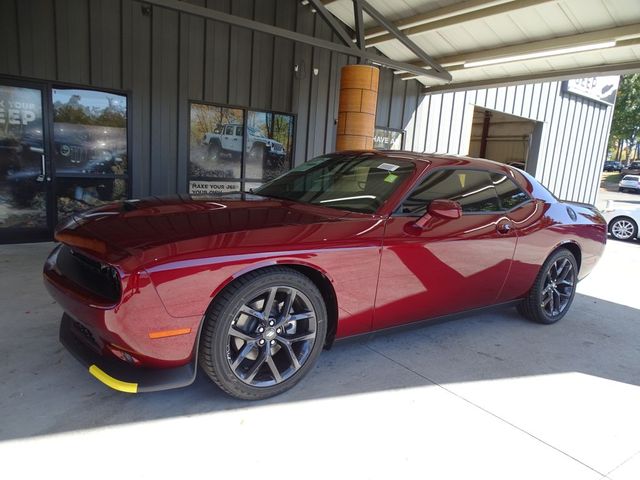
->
[36,154,46,182]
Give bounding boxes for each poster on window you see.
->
[189,104,243,193]
[374,127,404,150]
[0,85,46,228]
[52,88,128,219]
[245,111,294,182]
[188,180,241,195]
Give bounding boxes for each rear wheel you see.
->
[609,217,637,241]
[518,248,578,325]
[199,267,327,400]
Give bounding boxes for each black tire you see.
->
[517,248,578,325]
[609,216,638,241]
[199,267,327,400]
[208,141,221,161]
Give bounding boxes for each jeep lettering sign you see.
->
[0,86,41,130]
[562,76,619,105]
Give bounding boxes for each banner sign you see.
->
[562,76,619,105]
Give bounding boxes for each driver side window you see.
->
[400,169,501,215]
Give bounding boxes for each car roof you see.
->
[338,149,517,173]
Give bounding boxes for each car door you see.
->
[373,168,518,330]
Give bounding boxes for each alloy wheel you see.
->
[226,286,317,387]
[611,219,635,240]
[541,257,575,318]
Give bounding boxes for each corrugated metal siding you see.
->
[376,67,615,205]
[0,0,379,197]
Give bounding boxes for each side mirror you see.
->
[414,199,462,229]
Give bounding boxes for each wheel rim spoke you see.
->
[263,287,278,318]
[283,332,316,343]
[281,288,296,319]
[244,349,268,383]
[231,341,255,370]
[266,356,283,383]
[239,305,264,321]
[229,325,258,342]
[277,338,301,370]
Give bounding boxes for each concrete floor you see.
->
[1,236,639,479]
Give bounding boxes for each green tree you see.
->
[609,74,640,162]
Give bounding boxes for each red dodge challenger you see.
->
[44,152,607,399]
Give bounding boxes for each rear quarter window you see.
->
[491,173,530,210]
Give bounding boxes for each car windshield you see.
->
[254,154,415,213]
[623,176,639,181]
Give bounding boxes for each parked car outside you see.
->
[603,160,622,172]
[622,162,640,175]
[44,152,607,400]
[618,175,640,193]
[602,200,640,241]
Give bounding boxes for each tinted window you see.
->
[401,169,500,215]
[491,173,529,209]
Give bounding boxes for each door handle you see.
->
[36,154,46,182]
[496,221,513,234]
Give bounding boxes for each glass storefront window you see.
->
[188,103,294,194]
[52,88,128,175]
[0,85,47,229]
[52,88,129,220]
[189,104,243,193]
[245,111,294,182]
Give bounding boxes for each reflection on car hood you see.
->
[56,193,354,260]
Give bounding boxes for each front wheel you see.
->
[517,248,578,324]
[199,267,327,400]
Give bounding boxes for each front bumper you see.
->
[60,313,197,393]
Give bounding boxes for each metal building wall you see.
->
[376,68,615,205]
[0,0,373,197]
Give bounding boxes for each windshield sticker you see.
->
[384,173,398,183]
[377,162,399,172]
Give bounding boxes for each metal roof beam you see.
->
[421,61,640,94]
[358,0,450,79]
[398,23,640,79]
[367,0,554,47]
[353,0,365,52]
[142,0,451,81]
[306,0,357,48]
[364,0,512,40]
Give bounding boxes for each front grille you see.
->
[56,245,121,303]
[58,144,89,166]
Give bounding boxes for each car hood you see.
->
[54,193,356,264]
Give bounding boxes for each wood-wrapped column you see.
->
[335,64,379,151]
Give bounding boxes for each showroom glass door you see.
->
[0,81,53,243]
[50,87,129,223]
